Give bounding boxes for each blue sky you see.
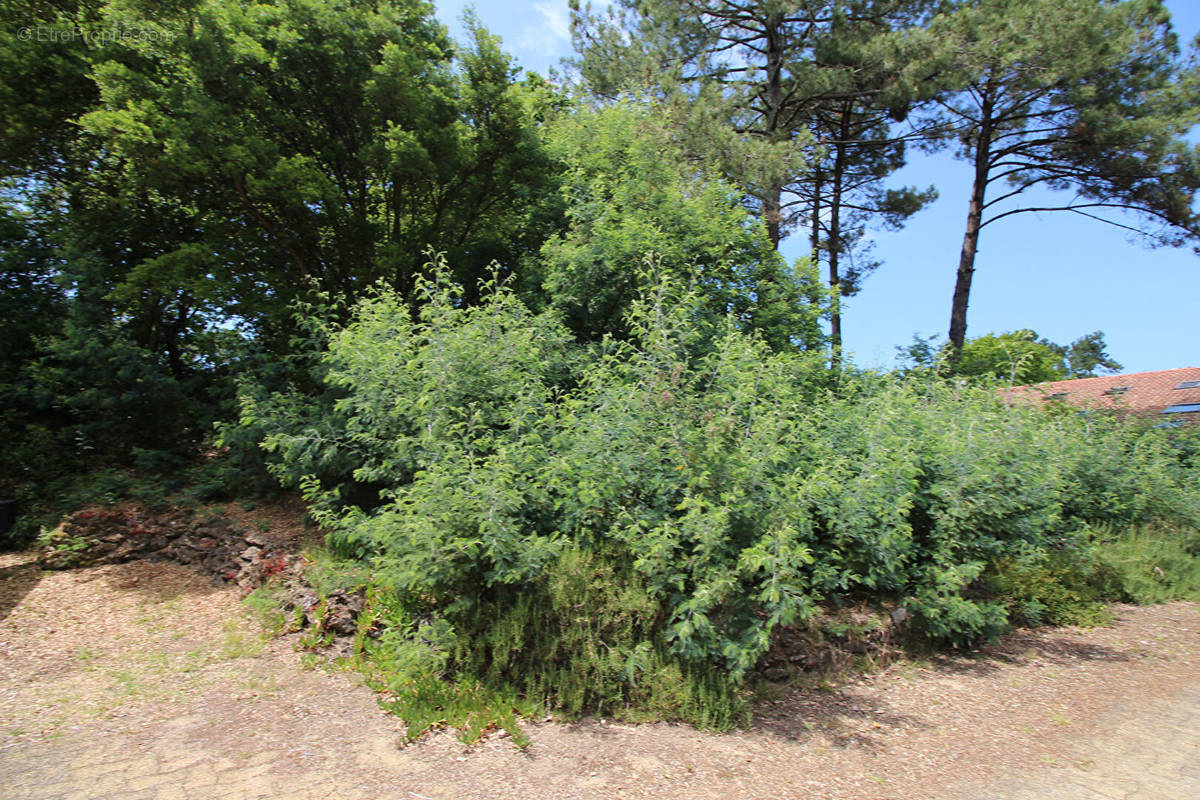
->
[435,1,1199,374]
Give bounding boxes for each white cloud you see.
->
[518,1,571,56]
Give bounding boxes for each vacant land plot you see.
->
[1,551,1196,800]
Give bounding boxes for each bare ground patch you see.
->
[1,548,1196,800]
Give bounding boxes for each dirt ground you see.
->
[1,544,1197,800]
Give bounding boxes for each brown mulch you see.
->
[1,521,1197,799]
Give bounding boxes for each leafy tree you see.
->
[0,195,69,489]
[897,329,1123,383]
[953,330,1069,384]
[571,0,939,355]
[1064,331,1123,378]
[928,0,1200,353]
[1,0,569,504]
[0,0,101,178]
[538,102,827,350]
[799,10,938,361]
[83,0,561,329]
[574,1,829,243]
[0,197,64,388]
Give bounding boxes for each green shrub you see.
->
[241,256,1200,737]
[450,548,747,728]
[986,549,1114,628]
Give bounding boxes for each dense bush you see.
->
[537,102,826,350]
[242,258,1200,736]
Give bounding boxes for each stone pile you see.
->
[281,587,375,657]
[36,506,303,594]
[36,504,373,650]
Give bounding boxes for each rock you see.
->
[244,533,269,548]
[324,610,359,636]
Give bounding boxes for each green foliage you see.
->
[81,0,561,323]
[986,551,1114,628]
[538,101,827,350]
[372,645,539,747]
[1063,332,1123,378]
[35,523,95,568]
[929,0,1200,350]
[243,585,294,637]
[28,310,219,457]
[954,330,1070,384]
[897,329,1123,384]
[570,1,940,351]
[4,467,176,550]
[988,521,1200,624]
[6,0,1198,741]
[0,0,100,176]
[245,255,1199,735]
[1,1,566,539]
[451,547,746,728]
[1092,523,1200,605]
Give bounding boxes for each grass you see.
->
[219,619,266,659]
[75,646,99,669]
[894,657,934,681]
[110,668,143,695]
[243,585,292,636]
[1092,523,1200,604]
[376,675,539,748]
[239,674,283,699]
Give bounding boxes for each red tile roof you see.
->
[1002,367,1200,421]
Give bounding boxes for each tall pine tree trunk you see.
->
[828,110,851,370]
[762,9,785,250]
[949,90,994,355]
[828,183,844,368]
[764,185,784,248]
[810,166,823,265]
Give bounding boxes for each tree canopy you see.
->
[537,101,827,350]
[898,328,1124,383]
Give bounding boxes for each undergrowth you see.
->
[228,260,1200,745]
[249,520,1200,747]
[1092,523,1200,604]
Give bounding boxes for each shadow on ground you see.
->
[753,686,930,748]
[927,629,1138,678]
[748,623,1138,747]
[94,559,229,603]
[0,557,43,621]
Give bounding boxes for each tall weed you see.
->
[1092,523,1200,604]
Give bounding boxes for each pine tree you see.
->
[571,0,939,357]
[929,0,1200,353]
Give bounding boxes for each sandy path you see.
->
[1,552,1196,800]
